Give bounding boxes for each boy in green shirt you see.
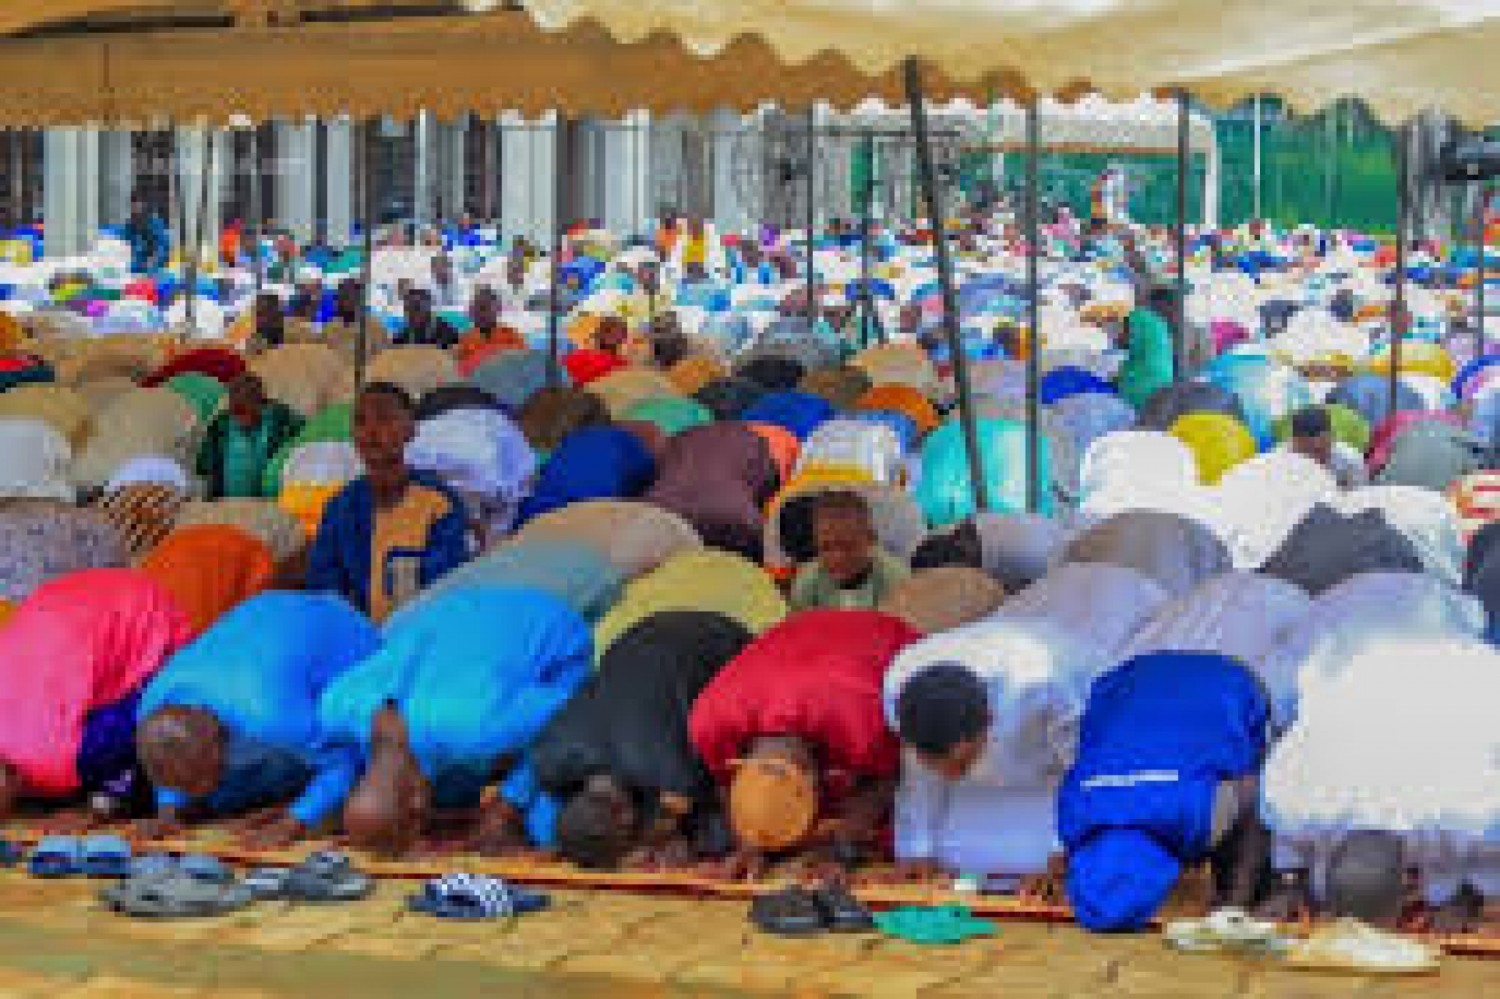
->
[789,491,910,612]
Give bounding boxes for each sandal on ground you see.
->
[750,886,827,936]
[406,874,550,920]
[29,836,82,878]
[80,835,133,879]
[1164,908,1289,954]
[100,872,253,919]
[1286,918,1441,975]
[280,851,373,903]
[813,882,874,933]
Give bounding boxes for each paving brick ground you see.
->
[0,873,1497,997]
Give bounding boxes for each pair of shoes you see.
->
[30,835,131,878]
[407,873,550,920]
[244,850,372,903]
[126,853,234,885]
[750,882,874,936]
[101,870,253,919]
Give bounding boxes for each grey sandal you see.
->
[100,873,253,918]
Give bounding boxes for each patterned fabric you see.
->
[93,484,187,561]
[424,873,525,918]
[0,500,129,600]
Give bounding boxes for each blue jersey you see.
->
[1058,652,1267,932]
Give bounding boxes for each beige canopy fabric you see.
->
[0,1,1495,125]
[523,0,1500,125]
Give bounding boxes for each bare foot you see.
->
[1255,871,1313,923]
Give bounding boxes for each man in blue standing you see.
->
[1058,651,1270,932]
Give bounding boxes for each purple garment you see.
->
[75,688,143,800]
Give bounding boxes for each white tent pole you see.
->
[1252,96,1263,221]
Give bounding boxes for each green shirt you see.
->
[789,548,911,613]
[220,417,274,499]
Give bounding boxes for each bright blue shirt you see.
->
[316,585,592,844]
[140,592,381,827]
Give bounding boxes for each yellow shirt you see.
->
[368,483,451,624]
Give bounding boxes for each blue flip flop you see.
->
[407,874,550,921]
[29,836,83,877]
[80,834,133,878]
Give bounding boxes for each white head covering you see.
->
[994,562,1170,660]
[407,408,537,503]
[104,454,191,495]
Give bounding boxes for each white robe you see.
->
[1121,571,1313,733]
[1264,635,1500,901]
[1209,451,1339,570]
[882,564,1167,875]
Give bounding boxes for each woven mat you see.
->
[5,816,1499,958]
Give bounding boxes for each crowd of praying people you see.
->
[0,203,1499,942]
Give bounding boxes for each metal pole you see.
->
[904,57,989,512]
[1478,184,1488,358]
[1391,123,1410,424]
[355,118,375,389]
[1252,96,1263,221]
[859,130,877,347]
[548,113,567,385]
[250,123,265,293]
[1024,100,1043,513]
[7,131,20,229]
[805,107,818,325]
[484,116,499,226]
[1174,89,1190,380]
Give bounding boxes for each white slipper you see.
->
[1164,908,1288,953]
[1285,919,1441,975]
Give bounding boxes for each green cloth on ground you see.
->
[873,905,996,945]
[788,548,910,612]
[1116,307,1176,410]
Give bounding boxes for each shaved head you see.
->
[1326,830,1406,923]
[137,706,224,799]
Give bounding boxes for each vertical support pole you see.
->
[1173,89,1190,380]
[859,130,877,347]
[1025,99,1042,513]
[1478,184,1488,358]
[1252,96,1263,221]
[1391,122,1410,424]
[905,57,989,513]
[484,115,499,225]
[805,106,818,325]
[184,124,215,336]
[250,122,265,293]
[356,118,375,389]
[8,130,20,229]
[548,112,568,385]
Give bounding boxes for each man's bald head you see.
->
[1327,830,1407,923]
[137,706,225,799]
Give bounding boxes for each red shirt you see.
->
[564,349,627,386]
[689,609,919,803]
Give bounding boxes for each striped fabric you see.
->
[94,484,187,562]
[1451,471,1500,542]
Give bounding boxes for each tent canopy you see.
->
[0,1,1494,124]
